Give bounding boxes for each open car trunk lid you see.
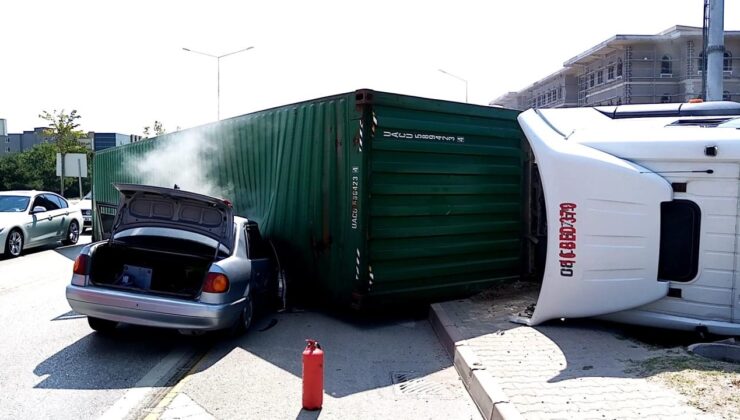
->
[518,109,671,325]
[112,184,235,254]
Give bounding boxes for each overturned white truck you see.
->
[520,101,740,335]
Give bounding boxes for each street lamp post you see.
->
[182,46,255,120]
[438,69,468,103]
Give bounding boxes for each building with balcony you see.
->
[492,25,740,110]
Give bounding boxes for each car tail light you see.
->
[73,254,89,275]
[203,273,230,293]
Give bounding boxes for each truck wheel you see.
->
[63,221,80,245]
[5,229,23,258]
[88,317,118,333]
[230,293,254,337]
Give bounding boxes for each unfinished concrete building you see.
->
[492,26,740,110]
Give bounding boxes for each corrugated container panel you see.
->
[94,93,360,301]
[361,91,523,302]
[93,90,524,306]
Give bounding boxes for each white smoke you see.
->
[126,131,234,200]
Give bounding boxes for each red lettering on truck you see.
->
[558,203,577,277]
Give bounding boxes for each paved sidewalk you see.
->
[431,285,715,420]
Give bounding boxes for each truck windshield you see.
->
[0,196,30,212]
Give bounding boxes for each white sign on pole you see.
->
[56,153,88,177]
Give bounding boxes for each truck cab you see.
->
[519,101,740,335]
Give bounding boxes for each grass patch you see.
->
[628,352,740,419]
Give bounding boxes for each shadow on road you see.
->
[53,244,86,261]
[1,232,91,261]
[296,409,321,420]
[50,310,87,322]
[53,233,92,260]
[33,324,211,390]
[0,234,90,261]
[33,306,451,399]
[190,306,449,398]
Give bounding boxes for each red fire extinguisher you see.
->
[302,339,324,410]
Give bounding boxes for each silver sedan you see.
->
[0,190,83,257]
[65,184,285,335]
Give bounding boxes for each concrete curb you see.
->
[429,303,524,420]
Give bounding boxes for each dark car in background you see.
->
[65,184,285,335]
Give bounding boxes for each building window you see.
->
[4,138,9,143]
[589,73,595,87]
[617,59,623,77]
[5,147,9,153]
[698,52,732,72]
[597,70,604,84]
[725,52,733,72]
[607,65,615,80]
[557,87,561,100]
[661,55,672,74]
[724,91,732,101]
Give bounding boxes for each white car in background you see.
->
[0,190,83,258]
[77,192,92,231]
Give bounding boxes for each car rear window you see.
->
[48,194,68,209]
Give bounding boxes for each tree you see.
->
[39,109,85,152]
[39,109,86,195]
[143,120,167,138]
[0,142,92,196]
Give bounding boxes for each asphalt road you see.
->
[0,235,480,420]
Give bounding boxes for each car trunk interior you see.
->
[89,239,216,299]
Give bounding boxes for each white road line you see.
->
[99,347,196,420]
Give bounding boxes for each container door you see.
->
[363,95,524,302]
[518,109,672,325]
[94,202,118,241]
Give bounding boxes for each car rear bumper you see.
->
[66,285,244,330]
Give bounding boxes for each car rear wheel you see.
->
[88,317,118,333]
[5,230,23,258]
[63,221,80,245]
[230,293,254,337]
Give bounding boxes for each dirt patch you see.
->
[627,350,740,419]
[471,280,540,301]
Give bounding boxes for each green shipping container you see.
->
[92,90,524,306]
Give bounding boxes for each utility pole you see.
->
[706,0,725,101]
[438,69,469,103]
[183,46,255,120]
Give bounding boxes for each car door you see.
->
[26,194,57,245]
[518,109,672,326]
[246,222,274,293]
[46,194,72,240]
